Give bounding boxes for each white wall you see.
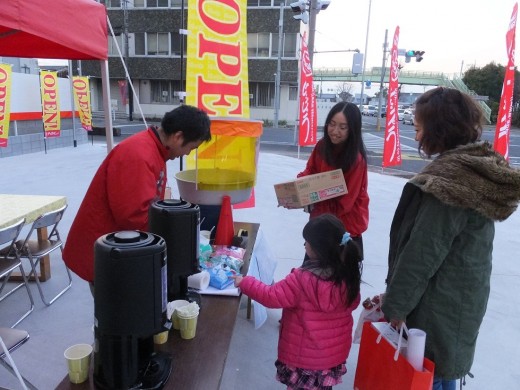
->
[9,72,74,113]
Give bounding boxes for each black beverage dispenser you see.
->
[148,199,200,303]
[93,230,172,389]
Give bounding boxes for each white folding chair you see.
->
[0,219,35,327]
[0,327,37,389]
[16,205,72,306]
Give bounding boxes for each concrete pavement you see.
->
[1,137,519,389]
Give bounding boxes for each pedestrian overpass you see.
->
[314,67,492,123]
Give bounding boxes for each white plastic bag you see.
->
[353,296,385,343]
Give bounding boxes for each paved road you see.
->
[92,115,520,178]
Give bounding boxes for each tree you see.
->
[336,82,354,102]
[373,87,388,100]
[463,62,520,124]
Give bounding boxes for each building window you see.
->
[248,33,297,58]
[248,33,271,57]
[272,33,298,58]
[148,0,169,6]
[171,32,187,56]
[134,32,169,56]
[282,33,297,58]
[151,81,172,104]
[134,0,169,7]
[247,0,274,6]
[148,33,169,55]
[250,82,274,107]
[135,33,145,55]
[150,80,184,104]
[109,35,124,56]
[105,0,121,8]
[289,85,298,101]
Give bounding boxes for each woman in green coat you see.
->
[381,87,520,390]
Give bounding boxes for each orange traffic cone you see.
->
[213,195,234,246]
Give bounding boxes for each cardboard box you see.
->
[274,169,347,208]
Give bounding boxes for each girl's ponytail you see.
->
[340,239,363,306]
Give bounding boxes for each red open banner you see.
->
[382,26,402,168]
[298,32,317,147]
[494,3,517,160]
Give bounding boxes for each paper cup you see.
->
[177,312,198,339]
[170,300,190,330]
[64,343,92,384]
[153,330,169,344]
[406,328,426,371]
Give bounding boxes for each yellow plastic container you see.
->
[179,117,263,205]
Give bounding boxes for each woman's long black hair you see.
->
[320,102,367,172]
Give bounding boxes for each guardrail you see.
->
[314,67,492,124]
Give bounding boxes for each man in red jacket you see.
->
[63,105,211,291]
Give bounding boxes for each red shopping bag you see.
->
[354,322,435,390]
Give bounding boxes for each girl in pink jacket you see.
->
[233,214,362,390]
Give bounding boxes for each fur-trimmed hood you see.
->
[409,141,520,221]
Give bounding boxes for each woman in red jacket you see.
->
[233,214,362,390]
[296,102,369,257]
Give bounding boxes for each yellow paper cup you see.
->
[177,312,198,340]
[153,330,169,344]
[170,300,190,330]
[64,343,92,384]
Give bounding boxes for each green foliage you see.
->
[263,119,273,127]
[279,120,287,127]
[463,62,520,125]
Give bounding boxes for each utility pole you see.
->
[274,1,284,127]
[359,0,372,113]
[123,0,133,121]
[376,29,388,131]
[179,0,186,104]
[308,0,317,67]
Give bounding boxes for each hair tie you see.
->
[340,232,351,246]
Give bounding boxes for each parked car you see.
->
[398,108,405,121]
[402,109,415,125]
[362,105,377,116]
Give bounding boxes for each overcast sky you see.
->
[311,0,517,76]
[39,0,516,95]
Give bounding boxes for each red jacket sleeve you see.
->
[106,148,159,230]
[297,144,320,178]
[335,155,367,216]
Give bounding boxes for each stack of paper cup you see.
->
[176,302,200,339]
[167,300,190,330]
[406,328,426,371]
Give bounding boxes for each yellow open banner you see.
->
[39,70,61,138]
[0,64,12,147]
[72,76,93,131]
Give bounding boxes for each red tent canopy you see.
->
[0,0,114,150]
[0,0,107,60]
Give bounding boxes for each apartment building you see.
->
[77,0,301,124]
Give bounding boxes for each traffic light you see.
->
[291,1,309,23]
[405,50,425,63]
[414,50,425,62]
[315,0,331,13]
